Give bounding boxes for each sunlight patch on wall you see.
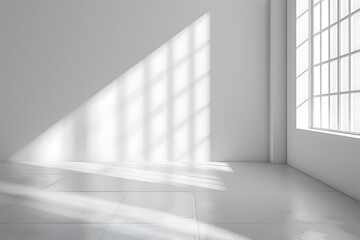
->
[296,0,311,129]
[10,14,211,163]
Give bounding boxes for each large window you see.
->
[311,0,360,134]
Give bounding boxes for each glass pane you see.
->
[340,57,349,91]
[340,94,349,131]
[322,0,329,29]
[351,0,360,12]
[330,95,338,130]
[297,13,309,47]
[340,19,349,55]
[322,96,330,128]
[322,63,329,94]
[330,0,338,24]
[330,25,338,59]
[351,52,360,90]
[351,12,360,51]
[297,41,309,75]
[314,34,321,64]
[322,30,329,62]
[297,0,309,17]
[314,97,321,128]
[314,3,321,34]
[351,93,360,133]
[314,65,321,95]
[330,60,338,93]
[340,0,349,18]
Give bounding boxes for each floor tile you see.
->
[0,161,358,240]
[101,224,198,240]
[112,192,196,224]
[312,192,360,223]
[0,224,106,240]
[47,175,133,191]
[228,162,303,176]
[0,193,27,215]
[195,191,354,224]
[129,180,196,192]
[226,172,335,192]
[0,175,64,194]
[125,163,234,191]
[0,192,125,223]
[0,162,74,175]
[199,223,360,240]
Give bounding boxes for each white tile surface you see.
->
[0,192,125,223]
[195,191,354,224]
[0,224,106,240]
[0,193,26,215]
[229,173,336,192]
[199,223,360,240]
[112,192,196,224]
[130,180,196,192]
[0,162,72,175]
[312,192,360,223]
[0,162,359,240]
[0,175,64,193]
[47,175,133,191]
[101,224,198,240]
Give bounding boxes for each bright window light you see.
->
[311,0,360,135]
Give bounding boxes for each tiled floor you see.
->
[0,161,360,239]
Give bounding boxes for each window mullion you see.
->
[348,0,352,132]
[337,0,340,131]
[320,0,323,128]
[310,0,314,129]
[328,0,331,129]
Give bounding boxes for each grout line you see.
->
[0,222,358,225]
[97,179,134,240]
[193,191,201,240]
[0,174,66,218]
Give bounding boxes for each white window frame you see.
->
[310,0,360,135]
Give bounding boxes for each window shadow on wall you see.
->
[10,13,211,163]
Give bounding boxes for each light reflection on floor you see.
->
[0,161,360,239]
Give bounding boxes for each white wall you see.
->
[270,0,287,163]
[0,0,270,162]
[288,0,360,201]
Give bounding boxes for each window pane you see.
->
[322,63,329,94]
[322,96,330,128]
[322,30,329,62]
[351,52,360,90]
[297,13,309,47]
[314,97,321,128]
[340,0,349,18]
[330,0,338,24]
[351,0,360,12]
[351,12,360,51]
[330,95,338,129]
[351,93,360,133]
[314,3,321,34]
[314,65,321,95]
[330,60,338,93]
[322,0,330,29]
[314,34,321,64]
[340,57,349,91]
[340,94,349,131]
[311,0,360,134]
[297,0,309,17]
[330,25,338,59]
[297,41,309,75]
[340,19,349,55]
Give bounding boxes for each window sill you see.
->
[297,128,360,140]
